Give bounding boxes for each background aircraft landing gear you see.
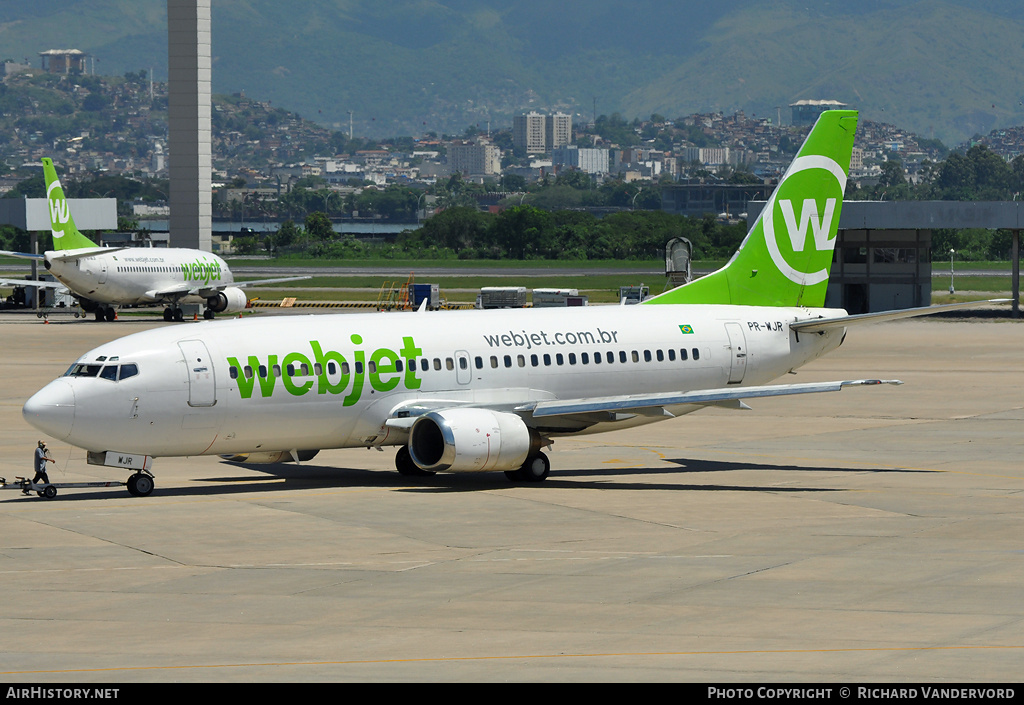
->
[94,306,115,322]
[126,472,155,497]
[163,306,184,322]
[505,453,550,483]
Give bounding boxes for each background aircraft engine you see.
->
[221,450,319,464]
[408,408,539,472]
[206,287,248,313]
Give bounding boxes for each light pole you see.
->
[949,249,955,294]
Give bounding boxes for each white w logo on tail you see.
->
[780,198,837,252]
[49,198,69,225]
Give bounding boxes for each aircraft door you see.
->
[178,340,217,407]
[455,350,472,385]
[724,322,747,384]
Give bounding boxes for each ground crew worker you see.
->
[25,440,54,494]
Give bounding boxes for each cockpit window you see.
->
[64,362,138,381]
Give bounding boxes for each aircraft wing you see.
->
[230,275,312,289]
[145,284,194,300]
[0,250,44,261]
[381,380,902,431]
[522,379,902,419]
[791,299,1011,334]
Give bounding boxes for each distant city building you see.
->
[39,49,87,74]
[679,146,732,166]
[514,112,547,153]
[790,100,849,126]
[546,112,572,151]
[514,111,572,153]
[552,145,609,174]
[448,140,501,176]
[1,61,31,78]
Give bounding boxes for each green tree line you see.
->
[233,206,747,262]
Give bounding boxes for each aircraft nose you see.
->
[23,379,75,441]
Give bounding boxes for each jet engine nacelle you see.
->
[221,450,319,464]
[408,408,540,472]
[206,287,249,313]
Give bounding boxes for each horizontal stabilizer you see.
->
[46,247,131,263]
[0,250,44,261]
[528,379,902,418]
[0,278,66,290]
[791,299,1011,333]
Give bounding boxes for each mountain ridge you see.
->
[2,1,1022,145]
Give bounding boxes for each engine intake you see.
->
[207,287,249,313]
[408,408,541,472]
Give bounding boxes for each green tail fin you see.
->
[645,110,858,308]
[42,158,99,251]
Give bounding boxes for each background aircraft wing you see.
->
[145,284,194,300]
[230,275,311,289]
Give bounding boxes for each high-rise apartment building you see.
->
[545,112,572,151]
[514,112,572,153]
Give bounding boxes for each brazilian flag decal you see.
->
[679,325,694,334]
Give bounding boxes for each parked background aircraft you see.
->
[0,158,307,321]
[20,111,1004,494]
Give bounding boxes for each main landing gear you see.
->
[163,306,183,322]
[394,446,435,476]
[93,306,116,322]
[505,453,550,483]
[163,305,215,321]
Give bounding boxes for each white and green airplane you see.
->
[0,158,307,321]
[21,111,1001,495]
